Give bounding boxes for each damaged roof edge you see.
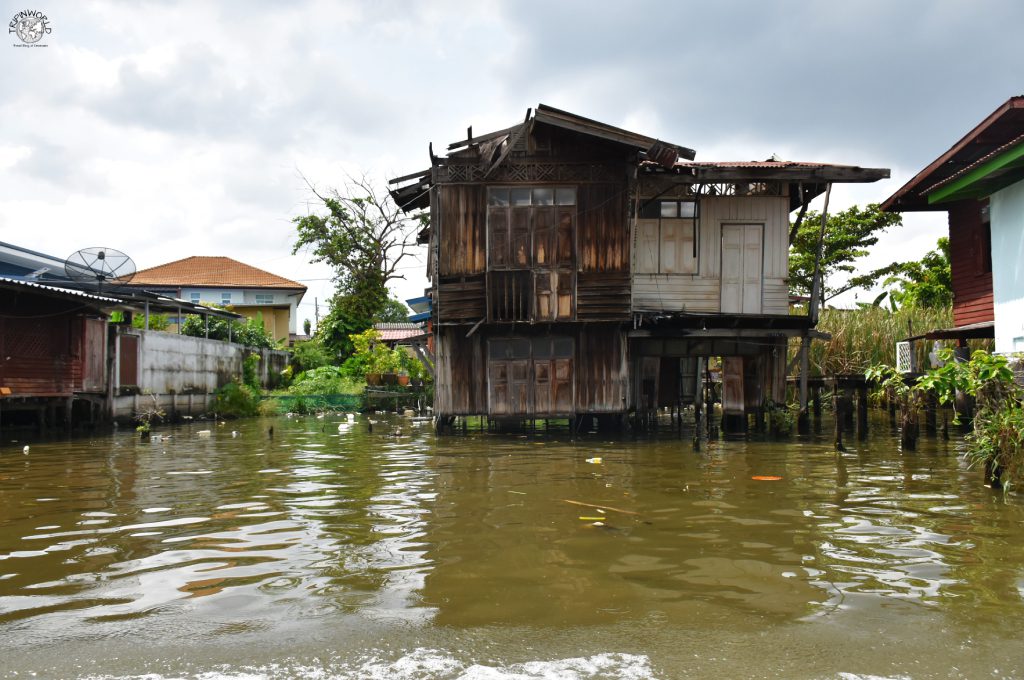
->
[534,104,696,160]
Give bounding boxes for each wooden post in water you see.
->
[693,357,705,450]
[797,336,811,434]
[705,363,715,441]
[833,386,845,451]
[856,385,869,441]
[924,391,937,436]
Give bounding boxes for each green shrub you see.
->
[916,349,1024,490]
[290,340,335,373]
[242,352,261,390]
[181,311,278,349]
[212,382,260,418]
[289,365,363,395]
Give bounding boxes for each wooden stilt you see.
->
[833,387,845,451]
[856,386,869,441]
[924,391,937,436]
[797,337,810,434]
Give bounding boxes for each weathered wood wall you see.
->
[432,325,627,418]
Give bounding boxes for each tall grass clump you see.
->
[807,305,954,375]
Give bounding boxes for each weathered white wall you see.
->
[631,194,790,314]
[990,179,1024,353]
[111,328,288,419]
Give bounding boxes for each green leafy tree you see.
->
[789,203,903,304]
[292,175,425,357]
[883,237,953,309]
[379,297,410,322]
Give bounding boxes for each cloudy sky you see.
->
[2,0,1021,325]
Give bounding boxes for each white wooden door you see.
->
[721,224,763,314]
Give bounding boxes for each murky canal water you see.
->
[1,414,1022,679]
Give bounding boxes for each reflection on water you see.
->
[0,414,1022,678]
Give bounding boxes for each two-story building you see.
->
[128,256,307,345]
[391,105,888,430]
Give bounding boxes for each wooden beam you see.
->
[788,183,809,244]
[694,166,890,183]
[809,183,832,326]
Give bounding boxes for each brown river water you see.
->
[0,413,1022,679]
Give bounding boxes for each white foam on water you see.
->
[80,649,658,680]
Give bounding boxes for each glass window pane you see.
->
[488,188,509,206]
[660,201,677,218]
[556,187,576,205]
[533,188,554,205]
[639,201,660,219]
[553,337,573,358]
[679,201,697,218]
[532,337,552,359]
[509,338,530,359]
[510,188,531,206]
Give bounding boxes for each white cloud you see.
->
[2,0,1020,329]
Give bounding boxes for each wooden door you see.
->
[721,224,763,314]
[487,338,531,416]
[119,334,139,387]
[82,318,107,392]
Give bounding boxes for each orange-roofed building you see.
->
[129,256,306,344]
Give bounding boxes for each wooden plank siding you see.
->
[576,183,631,319]
[631,194,789,314]
[576,325,628,412]
[948,199,994,327]
[434,328,486,415]
[438,185,487,277]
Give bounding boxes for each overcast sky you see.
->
[3,0,1021,324]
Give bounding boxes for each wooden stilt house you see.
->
[391,105,889,429]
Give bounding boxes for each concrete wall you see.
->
[111,327,289,419]
[990,179,1024,353]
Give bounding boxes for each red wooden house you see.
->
[882,96,1024,339]
[0,277,114,427]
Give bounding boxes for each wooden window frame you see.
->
[635,200,699,275]
[486,186,577,270]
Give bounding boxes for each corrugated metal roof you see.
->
[675,160,834,169]
[0,276,123,303]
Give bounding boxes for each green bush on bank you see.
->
[872,349,1024,491]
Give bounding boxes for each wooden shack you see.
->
[0,277,112,428]
[391,105,889,430]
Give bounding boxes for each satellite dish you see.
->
[64,247,136,293]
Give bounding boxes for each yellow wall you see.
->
[237,306,292,344]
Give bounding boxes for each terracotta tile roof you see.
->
[130,256,306,290]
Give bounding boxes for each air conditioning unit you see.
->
[895,341,914,374]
